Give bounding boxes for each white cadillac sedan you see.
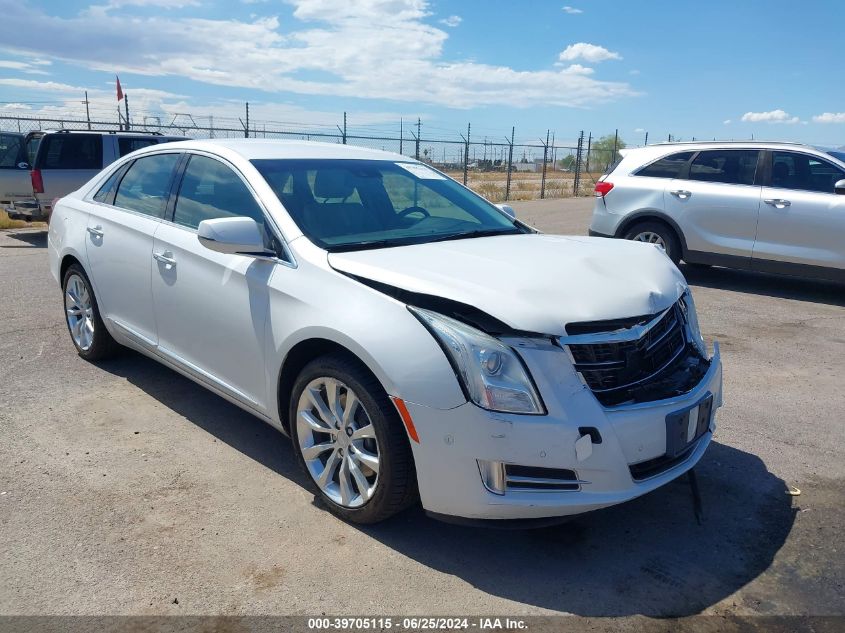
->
[48,139,722,526]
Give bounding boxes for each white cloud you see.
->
[559,43,622,63]
[740,109,800,124]
[813,112,845,124]
[558,64,594,75]
[439,15,461,27]
[634,127,645,133]
[629,69,640,75]
[562,6,583,14]
[0,1,636,109]
[723,119,732,125]
[0,59,50,75]
[95,0,199,8]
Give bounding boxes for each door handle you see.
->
[670,190,692,199]
[763,198,791,209]
[87,225,104,238]
[153,251,177,268]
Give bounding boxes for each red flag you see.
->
[116,75,124,101]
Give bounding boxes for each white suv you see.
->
[589,142,845,282]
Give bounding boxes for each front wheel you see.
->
[289,353,417,524]
[624,221,681,264]
[62,264,120,361]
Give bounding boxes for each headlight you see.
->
[409,307,545,415]
[680,290,707,356]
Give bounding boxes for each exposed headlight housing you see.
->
[680,290,707,357]
[409,307,545,415]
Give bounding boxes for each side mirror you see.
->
[197,216,272,257]
[835,179,845,195]
[495,203,517,219]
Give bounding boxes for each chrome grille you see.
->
[565,301,703,406]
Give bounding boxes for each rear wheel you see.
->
[624,221,681,264]
[62,264,120,361]
[289,353,417,524]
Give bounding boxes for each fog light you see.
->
[477,460,505,495]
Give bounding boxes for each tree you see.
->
[589,134,626,171]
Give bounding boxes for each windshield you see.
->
[827,150,845,164]
[252,159,523,251]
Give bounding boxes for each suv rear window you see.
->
[118,137,159,157]
[0,133,24,168]
[38,134,102,170]
[635,152,694,178]
[689,149,759,186]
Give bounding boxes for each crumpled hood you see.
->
[329,234,688,336]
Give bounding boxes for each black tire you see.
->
[289,353,417,524]
[62,263,120,361]
[624,220,681,265]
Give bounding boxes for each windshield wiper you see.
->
[425,227,523,244]
[328,228,523,252]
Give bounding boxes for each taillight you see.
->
[31,169,44,194]
[594,181,614,197]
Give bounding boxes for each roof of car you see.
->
[153,138,409,162]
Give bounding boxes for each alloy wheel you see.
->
[632,231,667,250]
[65,273,95,351]
[296,377,380,508]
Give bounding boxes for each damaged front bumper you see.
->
[405,341,722,522]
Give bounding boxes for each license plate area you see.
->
[665,393,713,458]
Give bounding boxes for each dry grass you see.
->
[443,169,603,201]
[0,210,30,230]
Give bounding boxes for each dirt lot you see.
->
[1,199,843,625]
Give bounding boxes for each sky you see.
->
[0,0,843,147]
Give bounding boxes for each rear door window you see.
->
[688,149,759,185]
[37,134,103,170]
[113,153,180,218]
[635,152,694,178]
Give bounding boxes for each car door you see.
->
[85,152,182,347]
[753,150,845,273]
[662,149,762,260]
[151,153,277,412]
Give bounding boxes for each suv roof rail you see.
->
[49,129,164,136]
[644,140,811,148]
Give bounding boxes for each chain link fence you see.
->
[0,108,627,201]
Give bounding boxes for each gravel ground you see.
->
[0,199,842,624]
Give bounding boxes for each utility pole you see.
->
[540,129,549,199]
[209,115,215,139]
[337,111,347,144]
[644,131,648,146]
[399,118,403,155]
[573,131,584,196]
[505,126,515,201]
[124,94,130,131]
[585,132,592,174]
[461,122,471,185]
[415,118,421,160]
[240,102,250,138]
[83,91,91,130]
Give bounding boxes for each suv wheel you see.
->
[289,353,417,524]
[62,264,120,361]
[624,221,681,264]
